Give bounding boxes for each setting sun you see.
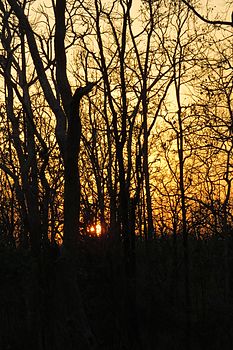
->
[87,223,102,237]
[96,224,101,236]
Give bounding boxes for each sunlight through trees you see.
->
[0,0,232,349]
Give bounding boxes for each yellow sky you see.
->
[33,0,232,21]
[199,0,232,18]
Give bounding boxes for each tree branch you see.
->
[5,0,66,153]
[181,0,233,27]
[54,0,73,115]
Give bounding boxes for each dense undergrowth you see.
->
[1,237,233,350]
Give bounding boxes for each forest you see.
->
[0,0,233,349]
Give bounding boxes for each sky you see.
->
[199,0,232,18]
[132,0,232,19]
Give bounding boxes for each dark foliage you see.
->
[1,237,233,350]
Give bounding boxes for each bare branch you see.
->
[181,0,233,27]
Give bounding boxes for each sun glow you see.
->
[87,223,102,237]
[96,224,101,236]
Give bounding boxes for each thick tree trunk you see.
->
[63,84,96,253]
